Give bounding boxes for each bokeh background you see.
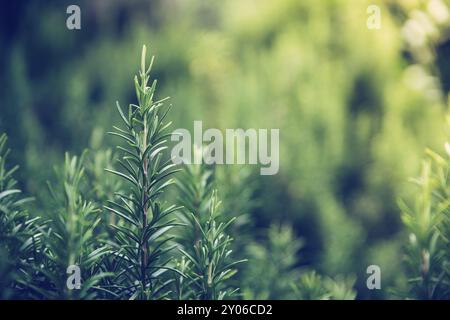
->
[1,0,449,299]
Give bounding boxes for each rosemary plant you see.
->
[86,131,122,211]
[42,152,109,299]
[176,157,243,300]
[399,145,450,299]
[240,224,303,299]
[0,133,43,299]
[105,45,180,299]
[85,142,122,232]
[292,270,356,300]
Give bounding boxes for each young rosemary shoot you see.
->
[105,45,180,299]
[43,152,109,299]
[176,156,244,300]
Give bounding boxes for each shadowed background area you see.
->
[0,0,449,299]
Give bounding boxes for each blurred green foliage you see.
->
[1,0,450,299]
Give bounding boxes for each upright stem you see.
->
[141,115,149,292]
[140,47,150,296]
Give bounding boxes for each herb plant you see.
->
[0,134,43,299]
[176,158,244,299]
[104,46,180,299]
[399,145,450,299]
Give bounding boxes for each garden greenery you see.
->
[0,45,449,299]
[176,157,244,299]
[399,136,450,299]
[103,45,182,299]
